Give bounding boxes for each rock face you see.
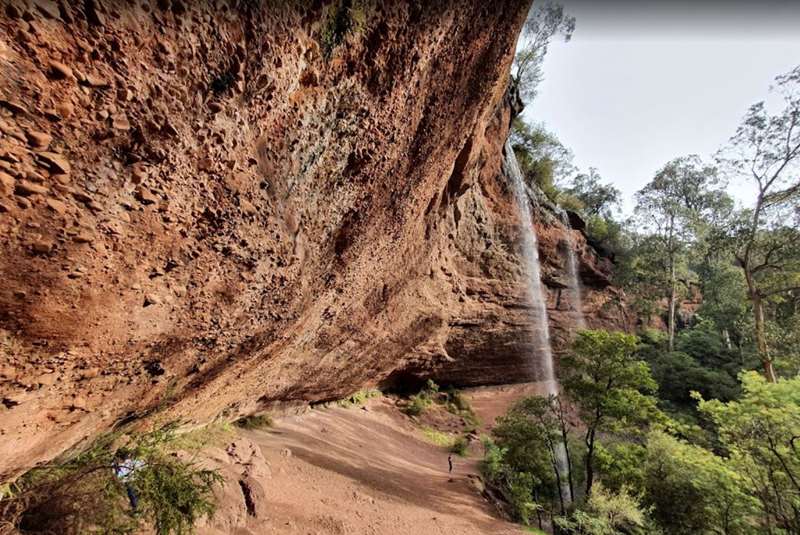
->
[0,0,629,479]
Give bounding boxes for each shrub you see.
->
[421,427,454,448]
[443,388,481,430]
[402,380,439,416]
[643,431,754,535]
[404,394,431,416]
[0,424,222,535]
[556,484,649,535]
[234,414,273,430]
[450,436,469,457]
[337,389,380,408]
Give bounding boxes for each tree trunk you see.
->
[751,282,777,383]
[666,218,677,352]
[585,426,596,496]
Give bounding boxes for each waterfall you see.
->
[504,141,572,505]
[557,208,587,329]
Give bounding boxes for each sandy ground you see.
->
[237,391,535,535]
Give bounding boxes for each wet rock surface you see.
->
[0,0,628,479]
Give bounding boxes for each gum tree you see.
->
[634,155,721,351]
[716,65,800,382]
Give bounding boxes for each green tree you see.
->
[564,168,621,218]
[696,371,800,532]
[489,395,575,522]
[716,65,800,382]
[555,484,649,535]
[510,119,575,199]
[561,330,660,496]
[512,1,575,103]
[643,431,756,535]
[634,155,721,351]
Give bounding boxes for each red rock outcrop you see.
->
[0,0,629,479]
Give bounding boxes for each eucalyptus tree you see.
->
[716,65,800,382]
[634,156,721,351]
[512,1,575,103]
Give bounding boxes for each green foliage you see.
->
[319,0,367,59]
[697,371,800,532]
[234,414,273,429]
[593,441,646,495]
[443,388,481,431]
[556,484,649,535]
[482,395,576,523]
[513,1,576,102]
[450,436,469,457]
[637,323,743,411]
[562,330,661,495]
[642,430,755,535]
[562,330,660,435]
[420,427,457,449]
[1,424,222,534]
[511,119,575,199]
[404,394,432,416]
[337,388,381,408]
[402,380,439,416]
[564,168,621,218]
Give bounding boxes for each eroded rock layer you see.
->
[0,0,627,479]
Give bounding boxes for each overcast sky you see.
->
[524,1,800,213]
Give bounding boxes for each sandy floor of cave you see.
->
[235,383,544,534]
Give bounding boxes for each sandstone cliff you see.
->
[0,0,628,480]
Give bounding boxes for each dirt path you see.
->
[242,396,524,535]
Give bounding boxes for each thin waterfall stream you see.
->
[504,141,573,505]
[557,207,587,329]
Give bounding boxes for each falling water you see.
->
[504,141,572,505]
[557,207,587,329]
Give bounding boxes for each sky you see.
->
[523,0,800,213]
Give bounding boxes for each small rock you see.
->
[84,0,105,26]
[134,186,158,205]
[48,60,74,80]
[35,372,57,386]
[143,294,160,307]
[81,367,100,379]
[26,170,46,182]
[70,396,87,410]
[240,198,257,215]
[13,290,26,299]
[0,99,28,115]
[72,190,93,204]
[46,198,67,214]
[37,152,71,174]
[0,171,14,193]
[111,113,130,130]
[15,180,47,196]
[73,231,93,243]
[117,87,133,102]
[33,0,60,19]
[32,240,53,254]
[207,101,223,113]
[26,131,52,149]
[131,164,147,184]
[55,100,74,119]
[81,74,110,88]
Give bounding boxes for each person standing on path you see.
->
[448,453,453,474]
